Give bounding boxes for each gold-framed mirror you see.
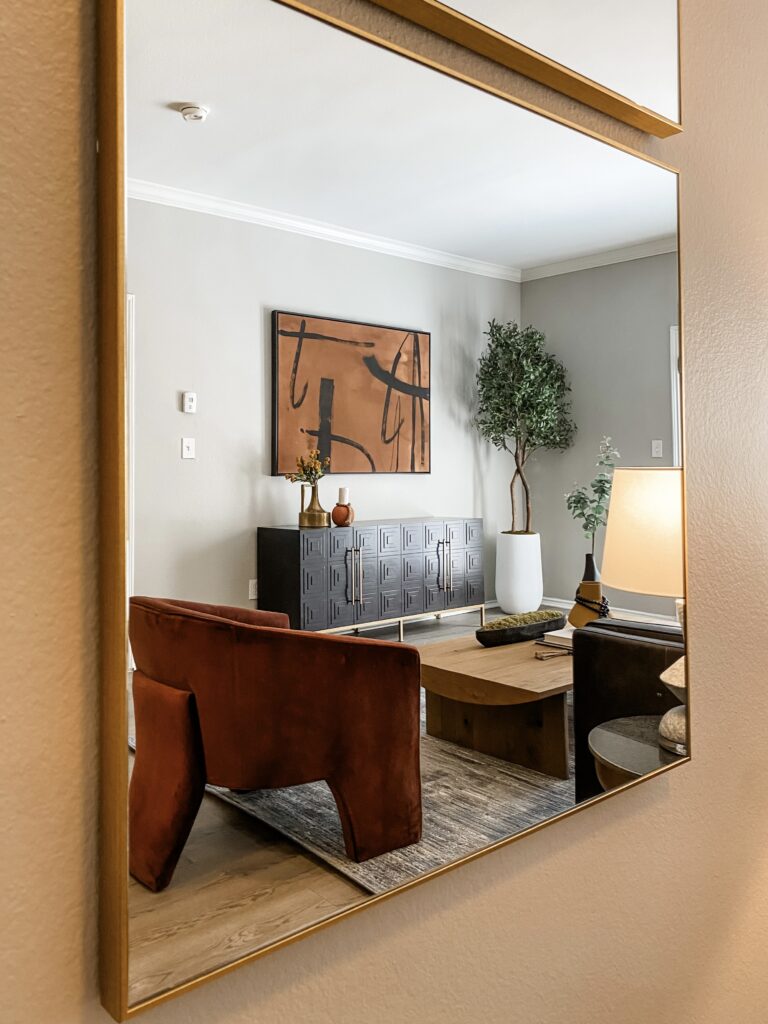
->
[367,0,681,137]
[98,1,688,1018]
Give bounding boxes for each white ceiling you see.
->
[446,0,679,121]
[126,0,678,274]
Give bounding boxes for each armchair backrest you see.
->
[129,596,421,790]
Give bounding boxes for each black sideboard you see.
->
[257,517,484,636]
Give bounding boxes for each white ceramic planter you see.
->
[495,531,543,613]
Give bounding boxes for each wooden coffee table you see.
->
[419,637,573,779]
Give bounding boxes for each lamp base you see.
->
[658,704,687,756]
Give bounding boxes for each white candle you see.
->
[338,487,349,505]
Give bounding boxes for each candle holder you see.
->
[331,487,355,527]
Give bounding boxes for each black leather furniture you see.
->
[573,617,685,802]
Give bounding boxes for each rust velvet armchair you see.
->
[129,596,422,891]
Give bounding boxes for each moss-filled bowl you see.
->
[476,609,566,647]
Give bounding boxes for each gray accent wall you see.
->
[127,199,520,607]
[520,252,680,615]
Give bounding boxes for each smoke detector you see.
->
[179,104,209,123]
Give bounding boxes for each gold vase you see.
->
[298,482,331,528]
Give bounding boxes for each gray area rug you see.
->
[205,693,575,894]
[129,669,575,894]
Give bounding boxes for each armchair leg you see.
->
[328,764,422,862]
[129,672,206,892]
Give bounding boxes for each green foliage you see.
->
[480,609,563,630]
[474,320,576,531]
[564,437,621,553]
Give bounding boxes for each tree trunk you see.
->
[509,469,520,532]
[514,448,532,532]
[519,467,532,533]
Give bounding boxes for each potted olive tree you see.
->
[475,320,575,612]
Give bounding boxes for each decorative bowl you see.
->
[476,610,566,647]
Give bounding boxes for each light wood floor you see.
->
[128,611,484,1006]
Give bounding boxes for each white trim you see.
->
[670,326,682,466]
[542,595,677,626]
[521,236,678,282]
[127,178,522,283]
[127,179,678,286]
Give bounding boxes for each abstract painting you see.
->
[272,311,431,475]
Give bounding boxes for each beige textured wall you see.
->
[4,1,768,1022]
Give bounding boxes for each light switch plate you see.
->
[248,579,257,600]
[651,439,663,458]
[182,391,197,414]
[181,437,196,459]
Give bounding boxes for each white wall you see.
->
[521,252,680,614]
[127,198,520,605]
[128,204,678,614]
[10,2,768,1024]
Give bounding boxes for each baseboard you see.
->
[541,595,677,626]
[485,595,675,626]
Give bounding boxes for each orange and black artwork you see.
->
[272,311,431,475]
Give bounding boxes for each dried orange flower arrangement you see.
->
[284,448,330,485]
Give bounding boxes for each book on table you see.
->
[536,625,575,650]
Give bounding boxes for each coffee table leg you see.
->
[537,692,570,780]
[425,691,570,780]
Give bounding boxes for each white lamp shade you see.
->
[601,468,684,598]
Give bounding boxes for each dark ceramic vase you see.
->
[582,552,600,582]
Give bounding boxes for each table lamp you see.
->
[600,467,687,755]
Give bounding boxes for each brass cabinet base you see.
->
[320,604,486,642]
[426,690,570,780]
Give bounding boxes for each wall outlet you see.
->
[651,439,663,458]
[248,579,257,601]
[182,391,198,414]
[181,437,196,459]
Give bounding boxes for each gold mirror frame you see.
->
[97,1,689,1017]
[366,0,683,138]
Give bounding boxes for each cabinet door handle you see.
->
[349,547,356,605]
[438,539,445,591]
[448,539,453,592]
[357,548,364,606]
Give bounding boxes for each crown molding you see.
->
[127,179,676,286]
[521,236,678,282]
[127,179,523,283]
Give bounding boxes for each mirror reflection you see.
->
[125,0,685,1007]
[439,0,680,121]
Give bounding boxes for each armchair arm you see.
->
[201,627,423,862]
[198,626,421,788]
